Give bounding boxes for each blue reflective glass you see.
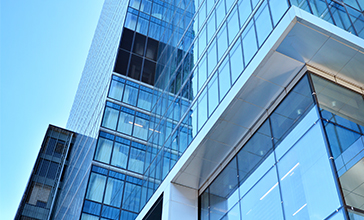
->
[199,26,207,58]
[254,2,272,47]
[123,82,139,106]
[102,107,119,130]
[290,0,311,13]
[227,6,239,45]
[198,88,208,131]
[218,56,231,101]
[278,123,341,219]
[86,173,106,203]
[120,210,138,220]
[217,24,228,60]
[125,12,138,30]
[117,111,134,135]
[208,73,219,117]
[242,20,257,65]
[136,16,149,35]
[133,115,149,140]
[207,39,217,76]
[111,142,129,169]
[95,137,113,164]
[101,205,120,220]
[325,123,361,158]
[128,147,145,173]
[240,167,283,219]
[229,40,244,84]
[309,0,333,23]
[269,0,289,26]
[330,3,355,33]
[123,183,142,212]
[83,200,101,216]
[104,177,124,207]
[137,87,152,111]
[207,12,216,43]
[191,103,198,137]
[238,0,252,27]
[198,54,207,90]
[109,80,125,101]
[216,0,226,26]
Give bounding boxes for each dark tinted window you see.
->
[114,50,130,75]
[119,28,134,51]
[142,60,156,85]
[133,33,146,56]
[146,38,159,61]
[128,54,143,80]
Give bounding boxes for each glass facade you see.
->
[199,73,364,220]
[74,0,364,218]
[17,0,364,219]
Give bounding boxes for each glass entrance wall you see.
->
[199,72,364,220]
[311,74,364,218]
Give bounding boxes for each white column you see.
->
[162,183,198,220]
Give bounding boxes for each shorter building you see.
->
[15,125,75,220]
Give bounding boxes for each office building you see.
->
[16,0,364,219]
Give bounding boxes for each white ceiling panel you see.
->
[309,38,357,75]
[237,76,284,109]
[207,120,248,147]
[276,22,329,63]
[338,50,364,88]
[254,51,304,87]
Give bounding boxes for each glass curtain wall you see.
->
[199,73,364,220]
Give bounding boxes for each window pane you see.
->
[217,24,228,61]
[229,40,244,84]
[86,173,106,203]
[136,16,149,36]
[207,12,216,43]
[137,87,153,110]
[104,178,124,207]
[198,54,207,91]
[128,148,145,173]
[254,2,272,47]
[125,12,137,30]
[47,161,58,179]
[123,182,141,212]
[117,109,134,135]
[101,205,120,219]
[102,107,119,130]
[207,39,217,76]
[209,158,239,219]
[227,6,239,45]
[218,57,231,101]
[242,20,257,65]
[238,0,252,26]
[278,123,341,219]
[83,200,102,216]
[111,143,129,169]
[128,55,143,81]
[95,137,113,164]
[208,73,219,116]
[216,0,226,26]
[123,82,139,106]
[133,114,149,140]
[269,0,289,26]
[270,75,313,142]
[198,88,208,131]
[239,167,283,219]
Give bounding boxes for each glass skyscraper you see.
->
[16,0,364,219]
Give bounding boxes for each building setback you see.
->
[16,0,364,220]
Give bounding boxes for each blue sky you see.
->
[0,1,105,219]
